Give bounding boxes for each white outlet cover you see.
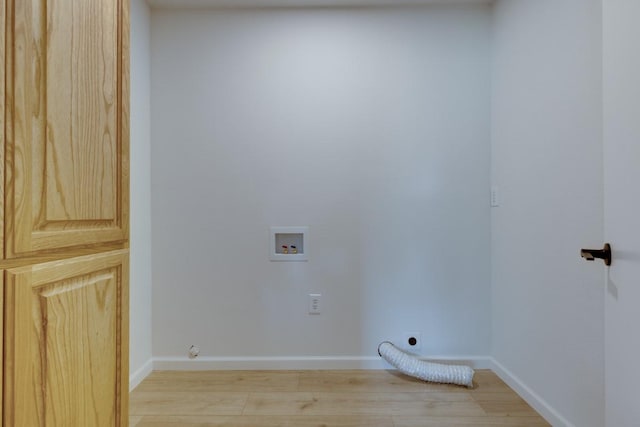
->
[308,293,321,314]
[491,185,500,207]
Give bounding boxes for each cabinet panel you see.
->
[0,273,3,426]
[3,250,129,426]
[4,0,129,257]
[0,0,6,252]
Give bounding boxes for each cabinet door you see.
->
[3,250,129,426]
[4,0,129,258]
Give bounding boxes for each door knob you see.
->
[580,243,611,266]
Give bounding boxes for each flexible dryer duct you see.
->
[378,341,474,388]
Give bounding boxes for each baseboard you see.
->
[152,355,493,371]
[129,358,154,391]
[490,357,574,427]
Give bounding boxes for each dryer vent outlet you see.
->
[402,332,422,351]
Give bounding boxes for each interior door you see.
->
[602,1,640,425]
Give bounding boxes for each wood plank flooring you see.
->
[130,370,550,426]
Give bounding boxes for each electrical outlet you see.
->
[308,293,321,314]
[402,332,422,351]
[491,185,500,207]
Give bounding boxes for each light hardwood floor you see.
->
[130,370,550,426]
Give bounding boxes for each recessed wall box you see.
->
[270,226,308,262]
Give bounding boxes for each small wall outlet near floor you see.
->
[402,332,422,351]
[308,294,322,314]
[188,344,200,359]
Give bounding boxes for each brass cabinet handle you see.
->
[580,243,612,266]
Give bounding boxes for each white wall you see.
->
[130,0,154,386]
[150,6,491,364]
[491,1,603,426]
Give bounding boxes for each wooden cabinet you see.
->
[1,0,130,425]
[3,0,129,258]
[3,251,129,426]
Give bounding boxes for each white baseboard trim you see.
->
[129,358,154,391]
[490,357,574,427]
[153,356,385,370]
[152,355,493,371]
